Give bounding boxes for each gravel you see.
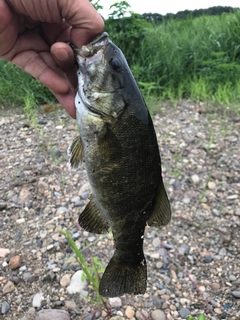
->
[0,101,239,319]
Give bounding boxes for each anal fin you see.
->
[147,181,171,227]
[79,196,109,234]
[68,136,84,169]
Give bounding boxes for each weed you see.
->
[59,229,110,312]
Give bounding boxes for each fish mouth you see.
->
[71,33,110,116]
[71,32,109,61]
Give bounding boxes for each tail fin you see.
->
[99,250,147,297]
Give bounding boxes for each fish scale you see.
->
[68,32,171,297]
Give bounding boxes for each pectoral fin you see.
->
[68,136,84,169]
[78,196,110,234]
[147,182,171,227]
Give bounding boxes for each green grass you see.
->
[1,10,240,114]
[0,60,56,108]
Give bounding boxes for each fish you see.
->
[68,32,171,298]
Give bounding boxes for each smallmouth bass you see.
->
[69,32,171,297]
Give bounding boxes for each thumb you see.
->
[60,0,104,47]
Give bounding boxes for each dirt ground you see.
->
[0,101,239,320]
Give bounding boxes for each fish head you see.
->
[72,32,128,118]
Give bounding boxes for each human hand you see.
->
[0,0,104,118]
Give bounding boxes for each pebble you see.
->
[203,256,212,263]
[32,292,44,307]
[191,174,200,184]
[232,291,240,298]
[125,306,135,318]
[60,274,71,287]
[135,310,148,320]
[56,207,68,214]
[178,243,190,255]
[3,281,15,294]
[179,307,191,318]
[152,237,161,247]
[9,255,22,270]
[19,265,27,271]
[229,275,236,281]
[0,248,10,258]
[36,309,70,320]
[219,247,227,256]
[1,301,10,314]
[214,308,222,314]
[23,272,32,282]
[109,317,123,320]
[208,181,216,189]
[67,270,87,294]
[211,283,220,291]
[152,296,162,308]
[109,297,122,308]
[65,300,77,310]
[0,202,7,211]
[151,309,166,320]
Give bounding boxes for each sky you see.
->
[98,0,240,18]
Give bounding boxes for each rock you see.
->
[109,317,123,320]
[151,309,166,320]
[1,301,10,314]
[32,293,44,308]
[152,237,161,247]
[36,309,70,320]
[0,202,7,211]
[125,306,135,318]
[135,310,148,320]
[191,174,200,184]
[178,243,190,255]
[60,274,71,287]
[152,296,162,308]
[208,181,216,189]
[9,255,22,270]
[19,265,27,271]
[56,207,68,214]
[211,283,220,291]
[179,307,191,318]
[19,187,31,203]
[214,308,222,315]
[109,297,122,308]
[3,281,15,294]
[203,256,212,263]
[232,291,240,298]
[229,275,236,282]
[67,270,87,294]
[65,300,77,310]
[219,247,227,256]
[23,272,32,282]
[0,248,10,258]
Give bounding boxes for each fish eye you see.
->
[109,58,121,71]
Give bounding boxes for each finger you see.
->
[54,90,76,118]
[59,0,104,47]
[0,1,18,56]
[51,42,78,88]
[13,49,77,118]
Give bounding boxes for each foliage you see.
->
[1,3,240,112]
[187,315,206,320]
[0,60,56,107]
[60,230,105,305]
[142,6,235,24]
[89,0,103,11]
[104,2,150,64]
